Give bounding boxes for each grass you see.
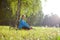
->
[0,26,60,40]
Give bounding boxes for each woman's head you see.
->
[21,15,26,19]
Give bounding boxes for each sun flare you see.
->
[41,0,60,17]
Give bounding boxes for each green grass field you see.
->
[0,26,60,40]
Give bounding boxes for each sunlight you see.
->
[41,0,60,17]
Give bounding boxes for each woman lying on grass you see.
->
[18,15,32,30]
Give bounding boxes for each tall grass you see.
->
[0,26,60,40]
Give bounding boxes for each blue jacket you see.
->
[18,19,30,29]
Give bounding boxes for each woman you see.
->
[18,15,32,30]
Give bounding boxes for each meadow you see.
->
[0,26,60,40]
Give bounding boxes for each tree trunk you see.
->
[15,0,21,28]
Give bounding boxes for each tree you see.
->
[15,0,21,28]
[0,0,12,25]
[9,0,42,27]
[42,14,60,27]
[0,0,42,27]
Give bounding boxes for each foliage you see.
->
[0,0,42,25]
[6,0,42,17]
[27,11,44,26]
[0,26,60,40]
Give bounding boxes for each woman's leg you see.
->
[22,26,30,30]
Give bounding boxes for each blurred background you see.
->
[0,0,60,27]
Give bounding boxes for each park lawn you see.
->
[0,26,60,40]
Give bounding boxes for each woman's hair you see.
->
[22,15,26,17]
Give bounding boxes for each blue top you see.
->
[18,19,30,29]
